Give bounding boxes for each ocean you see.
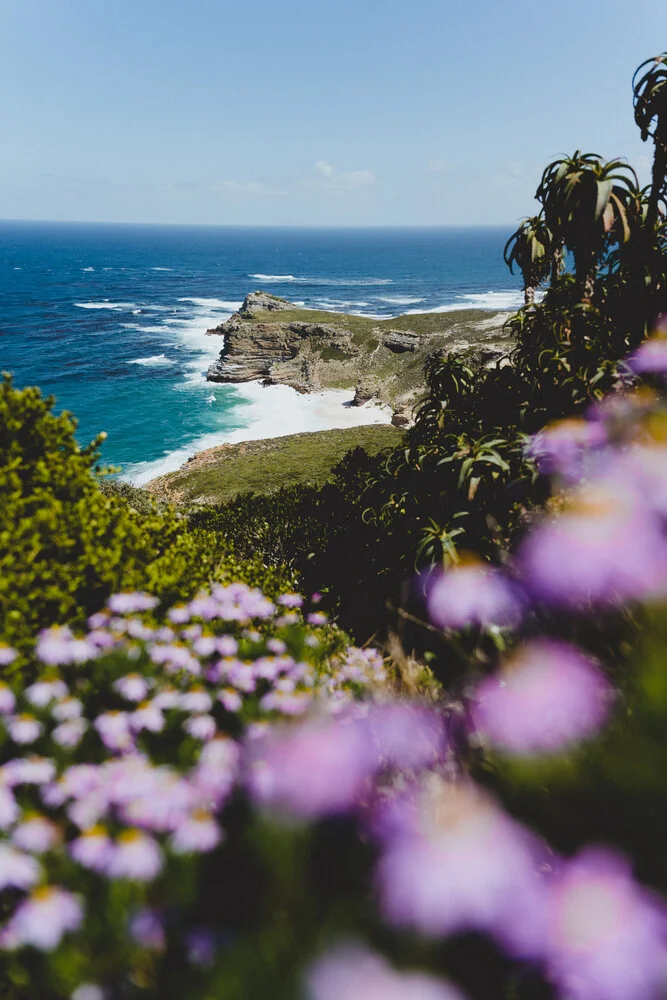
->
[0,222,521,483]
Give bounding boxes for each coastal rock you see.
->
[353,376,380,407]
[391,406,413,429]
[382,329,422,353]
[238,291,296,317]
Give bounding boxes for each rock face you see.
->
[382,329,421,353]
[353,376,380,406]
[238,291,295,317]
[206,311,360,394]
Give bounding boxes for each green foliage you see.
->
[0,376,295,672]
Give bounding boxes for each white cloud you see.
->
[314,160,375,190]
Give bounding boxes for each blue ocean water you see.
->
[0,222,521,482]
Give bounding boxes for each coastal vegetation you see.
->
[2,50,667,1000]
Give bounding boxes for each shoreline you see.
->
[123,380,393,487]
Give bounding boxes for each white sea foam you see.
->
[249,274,393,287]
[151,267,173,271]
[127,354,175,367]
[123,383,392,485]
[404,290,526,314]
[75,301,138,310]
[82,267,95,272]
[378,296,425,305]
[177,297,243,310]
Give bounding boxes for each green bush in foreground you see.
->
[0,376,295,672]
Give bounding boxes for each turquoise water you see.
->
[0,222,521,480]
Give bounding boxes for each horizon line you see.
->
[0,217,516,231]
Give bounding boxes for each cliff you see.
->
[206,291,514,424]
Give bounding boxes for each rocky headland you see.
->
[206,291,513,427]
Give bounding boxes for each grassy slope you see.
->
[145,424,403,506]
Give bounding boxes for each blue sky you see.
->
[1,0,666,226]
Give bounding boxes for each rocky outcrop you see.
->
[391,406,413,429]
[238,291,295,317]
[206,313,359,393]
[382,329,421,353]
[353,376,380,407]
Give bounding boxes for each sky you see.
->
[1,0,666,227]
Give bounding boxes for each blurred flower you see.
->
[94,711,133,752]
[130,702,165,734]
[4,756,55,786]
[278,593,303,608]
[375,777,548,957]
[180,689,213,713]
[306,943,466,1000]
[368,703,447,770]
[217,635,238,656]
[0,645,17,667]
[12,815,60,853]
[472,640,612,755]
[108,592,158,614]
[25,679,68,708]
[71,984,105,1000]
[113,674,150,702]
[0,843,41,889]
[7,714,43,745]
[425,562,523,631]
[70,827,113,873]
[527,418,607,482]
[52,697,83,722]
[219,689,243,713]
[308,612,328,626]
[0,782,19,828]
[545,848,667,1000]
[107,829,163,881]
[627,336,667,375]
[186,927,216,967]
[5,886,83,950]
[129,908,165,951]
[0,684,16,714]
[53,718,88,749]
[247,714,377,819]
[170,810,221,854]
[520,478,667,606]
[36,626,96,666]
[183,714,217,741]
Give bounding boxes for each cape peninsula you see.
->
[205,291,513,427]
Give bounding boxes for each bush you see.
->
[0,376,295,673]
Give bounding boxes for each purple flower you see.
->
[472,640,612,755]
[71,984,106,1000]
[113,673,150,702]
[108,592,158,614]
[277,593,303,608]
[307,612,328,626]
[368,703,447,770]
[375,778,548,957]
[69,826,113,873]
[106,829,163,881]
[544,848,667,1000]
[219,688,243,713]
[180,689,213,713]
[52,697,83,722]
[94,711,133,752]
[527,417,607,481]
[627,336,667,375]
[7,714,44,745]
[0,843,41,889]
[36,627,96,666]
[5,886,83,951]
[306,943,467,1000]
[519,479,667,606]
[52,718,88,749]
[129,908,165,951]
[186,927,216,967]
[170,810,222,854]
[13,814,60,853]
[130,702,165,734]
[0,783,19,828]
[0,684,16,714]
[183,714,217,741]
[425,562,523,631]
[25,679,68,708]
[168,604,191,624]
[0,645,17,667]
[217,635,238,656]
[247,715,377,819]
[5,756,56,786]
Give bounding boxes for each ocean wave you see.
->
[127,354,175,367]
[75,301,138,310]
[177,297,242,310]
[404,290,525,315]
[122,383,392,486]
[377,296,425,305]
[249,274,393,287]
[151,267,173,271]
[82,267,95,272]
